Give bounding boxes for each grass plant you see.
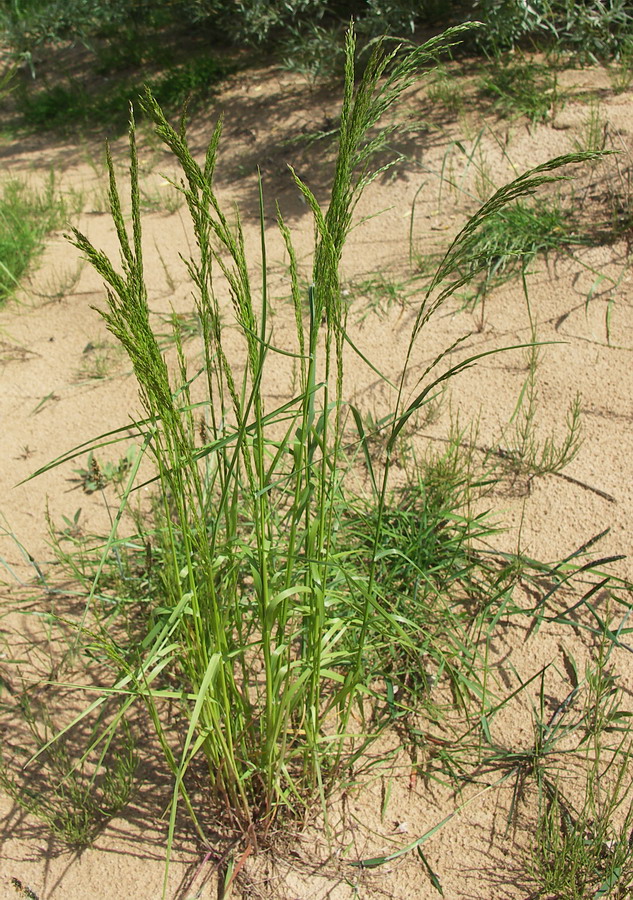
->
[63,27,494,845]
[479,58,560,123]
[10,22,614,893]
[504,347,583,481]
[474,0,633,60]
[573,99,609,159]
[449,194,587,319]
[12,55,232,134]
[0,693,137,846]
[0,173,69,305]
[75,339,124,381]
[427,64,465,115]
[527,636,633,900]
[498,296,583,483]
[345,272,411,323]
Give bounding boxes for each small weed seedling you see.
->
[499,335,583,484]
[75,340,124,381]
[346,272,411,323]
[73,447,138,494]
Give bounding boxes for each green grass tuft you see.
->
[0,174,69,305]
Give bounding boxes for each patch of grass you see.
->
[75,339,124,381]
[14,55,233,134]
[573,99,609,158]
[139,179,184,216]
[502,340,583,481]
[93,27,176,75]
[0,693,137,847]
[427,64,464,115]
[527,638,633,900]
[30,259,83,302]
[479,58,560,123]
[494,294,584,485]
[532,776,633,900]
[0,174,69,305]
[609,45,633,93]
[343,434,501,716]
[450,195,586,314]
[345,272,411,323]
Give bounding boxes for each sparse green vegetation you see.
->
[5,19,619,874]
[448,195,586,313]
[346,272,411,322]
[0,174,70,304]
[0,694,137,847]
[14,55,233,134]
[479,58,560,123]
[72,446,139,493]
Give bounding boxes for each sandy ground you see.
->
[1,51,633,900]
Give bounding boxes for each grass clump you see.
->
[502,338,583,481]
[63,27,489,843]
[14,23,611,889]
[479,58,560,123]
[14,55,232,134]
[0,693,137,847]
[450,195,586,312]
[527,639,633,900]
[0,174,69,304]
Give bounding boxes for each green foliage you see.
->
[503,341,583,479]
[527,642,633,900]
[451,195,584,308]
[73,447,139,493]
[0,0,175,59]
[58,26,488,845]
[1,0,632,80]
[15,55,231,133]
[7,21,614,885]
[0,0,462,64]
[474,0,633,60]
[532,779,633,899]
[0,174,68,304]
[479,58,559,122]
[187,0,466,47]
[0,694,137,847]
[344,435,500,712]
[428,64,465,115]
[280,22,347,82]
